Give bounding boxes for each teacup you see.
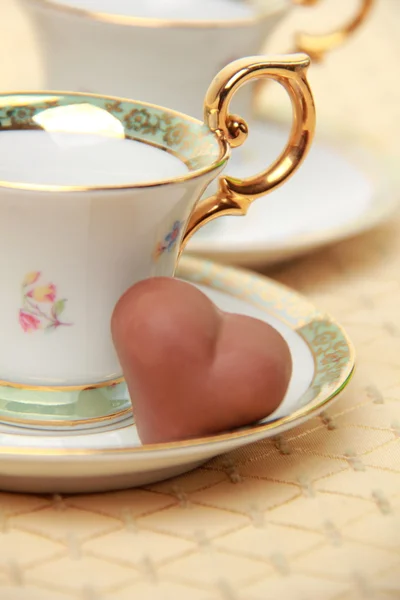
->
[0,55,315,406]
[19,0,373,120]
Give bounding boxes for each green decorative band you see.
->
[0,93,222,173]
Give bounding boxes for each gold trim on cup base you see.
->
[0,407,133,430]
[0,376,124,392]
[0,377,132,430]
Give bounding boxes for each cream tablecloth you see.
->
[0,1,399,598]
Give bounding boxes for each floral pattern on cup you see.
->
[154,220,183,260]
[19,271,72,333]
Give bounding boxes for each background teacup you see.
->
[18,0,373,121]
[0,54,315,427]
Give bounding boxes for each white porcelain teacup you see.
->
[19,0,373,120]
[0,55,315,402]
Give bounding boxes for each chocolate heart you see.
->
[111,277,292,444]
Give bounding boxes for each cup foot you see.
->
[0,379,133,431]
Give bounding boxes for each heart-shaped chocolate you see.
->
[111,278,292,444]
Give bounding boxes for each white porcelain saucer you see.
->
[0,256,354,494]
[186,119,399,266]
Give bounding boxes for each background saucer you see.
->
[186,119,399,267]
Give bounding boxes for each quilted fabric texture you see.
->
[0,0,399,598]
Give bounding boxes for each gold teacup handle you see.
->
[293,0,375,62]
[181,54,315,249]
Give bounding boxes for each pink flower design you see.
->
[19,310,41,333]
[19,272,72,333]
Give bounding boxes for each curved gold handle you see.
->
[293,0,375,62]
[181,54,315,249]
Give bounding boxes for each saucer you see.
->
[186,120,399,266]
[0,256,354,494]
